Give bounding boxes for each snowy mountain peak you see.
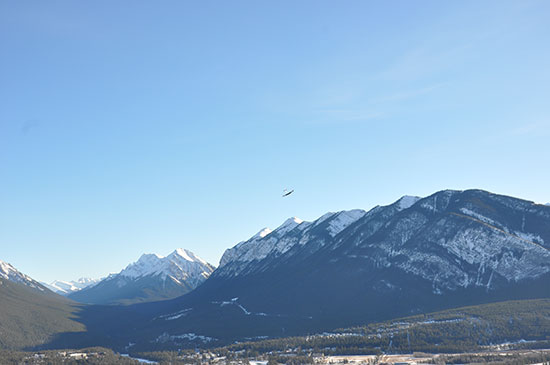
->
[120,254,163,278]
[75,277,98,286]
[0,260,22,281]
[396,195,421,211]
[281,217,303,226]
[253,227,273,239]
[171,248,208,264]
[274,217,303,235]
[119,249,214,281]
[142,253,163,260]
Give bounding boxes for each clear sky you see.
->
[1,1,549,283]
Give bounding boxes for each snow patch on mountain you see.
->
[327,210,366,237]
[397,195,421,211]
[276,217,303,235]
[154,332,216,344]
[459,208,497,226]
[253,228,273,239]
[515,231,545,245]
[315,212,336,225]
[157,308,193,321]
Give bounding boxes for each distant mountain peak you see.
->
[42,277,101,295]
[120,248,212,279]
[69,248,215,305]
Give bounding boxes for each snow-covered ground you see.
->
[121,354,157,364]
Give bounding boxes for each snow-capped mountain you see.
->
[0,259,45,291]
[120,248,211,287]
[132,189,550,347]
[215,190,550,288]
[216,195,420,278]
[42,277,101,295]
[219,217,306,270]
[68,248,215,305]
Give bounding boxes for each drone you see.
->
[282,188,294,197]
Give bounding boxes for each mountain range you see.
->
[1,189,549,353]
[106,189,550,350]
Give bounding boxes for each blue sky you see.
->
[1,1,549,283]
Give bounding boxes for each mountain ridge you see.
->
[5,188,550,352]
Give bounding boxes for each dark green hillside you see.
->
[342,298,550,353]
[0,278,85,350]
[203,299,550,356]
